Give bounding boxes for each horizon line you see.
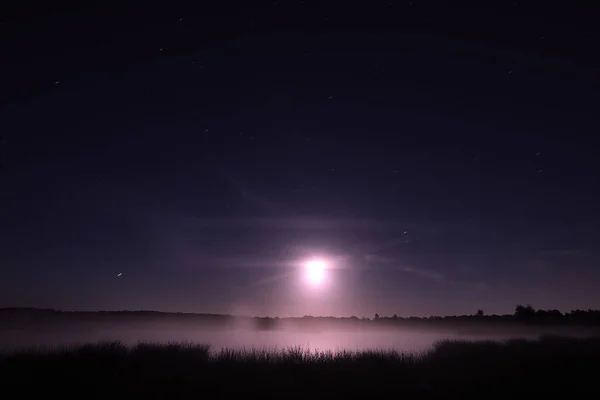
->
[0,305,583,319]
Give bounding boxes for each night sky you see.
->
[1,1,599,317]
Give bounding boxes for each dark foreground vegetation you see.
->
[2,335,600,396]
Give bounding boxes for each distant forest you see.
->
[2,305,600,330]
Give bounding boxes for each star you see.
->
[117,273,122,277]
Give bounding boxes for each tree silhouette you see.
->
[476,309,484,317]
[374,313,380,320]
[515,304,536,319]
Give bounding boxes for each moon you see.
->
[304,259,327,286]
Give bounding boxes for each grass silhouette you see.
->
[1,335,599,395]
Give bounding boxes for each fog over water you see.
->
[0,325,542,353]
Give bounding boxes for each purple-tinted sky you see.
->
[1,1,600,317]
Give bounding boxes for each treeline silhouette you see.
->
[2,305,600,332]
[370,305,600,324]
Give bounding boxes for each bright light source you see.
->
[304,259,327,286]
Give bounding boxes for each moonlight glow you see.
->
[304,259,327,286]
